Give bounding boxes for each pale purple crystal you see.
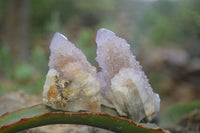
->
[96,28,160,122]
[49,32,96,79]
[43,32,100,112]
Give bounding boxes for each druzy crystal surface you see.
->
[43,32,100,112]
[96,28,160,122]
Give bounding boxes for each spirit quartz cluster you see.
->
[43,28,160,122]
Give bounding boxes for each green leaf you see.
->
[159,101,200,128]
[0,104,166,133]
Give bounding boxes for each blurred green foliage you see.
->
[31,0,76,34]
[32,46,48,72]
[0,46,47,94]
[136,0,200,47]
[159,101,200,128]
[13,63,35,82]
[0,46,12,76]
[76,29,96,65]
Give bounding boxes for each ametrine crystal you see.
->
[96,28,160,122]
[43,32,100,112]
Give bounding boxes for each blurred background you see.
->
[0,0,200,132]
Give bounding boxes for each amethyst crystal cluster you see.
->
[43,28,160,122]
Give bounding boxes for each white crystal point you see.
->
[50,32,68,49]
[49,32,96,77]
[43,32,100,112]
[96,28,115,45]
[96,28,160,122]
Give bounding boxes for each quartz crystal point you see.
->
[43,32,100,112]
[96,28,160,122]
